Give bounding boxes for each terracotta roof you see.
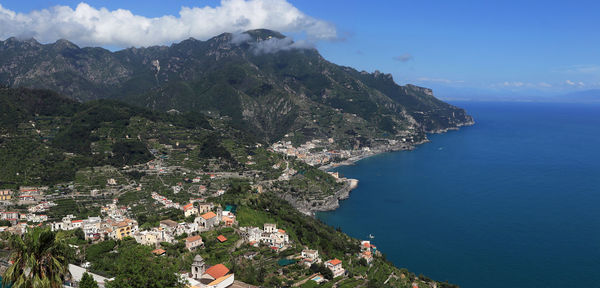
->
[152,249,166,255]
[204,264,229,279]
[217,235,227,242]
[186,235,202,243]
[222,216,233,222]
[71,220,83,223]
[278,229,285,234]
[183,203,194,210]
[201,211,216,220]
[327,259,342,266]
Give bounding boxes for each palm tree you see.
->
[2,227,71,288]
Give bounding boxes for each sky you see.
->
[0,0,599,99]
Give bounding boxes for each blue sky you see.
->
[0,0,598,99]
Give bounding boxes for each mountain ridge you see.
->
[0,29,473,144]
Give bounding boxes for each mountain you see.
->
[0,30,473,143]
[0,87,216,186]
[0,87,342,207]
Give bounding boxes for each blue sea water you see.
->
[317,102,600,288]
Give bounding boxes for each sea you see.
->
[317,101,600,288]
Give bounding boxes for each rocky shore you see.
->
[282,177,359,216]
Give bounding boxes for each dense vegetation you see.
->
[0,87,213,186]
[0,30,472,143]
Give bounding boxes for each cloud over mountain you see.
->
[0,0,337,47]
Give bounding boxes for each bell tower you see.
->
[191,255,206,279]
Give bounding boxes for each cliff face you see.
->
[0,29,473,143]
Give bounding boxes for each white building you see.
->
[325,259,345,278]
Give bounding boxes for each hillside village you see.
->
[0,78,468,287]
[0,180,388,288]
[0,135,444,288]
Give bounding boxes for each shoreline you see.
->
[305,120,475,215]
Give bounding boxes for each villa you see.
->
[301,249,321,266]
[325,259,345,278]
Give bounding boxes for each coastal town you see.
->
[0,44,468,286]
[0,135,428,288]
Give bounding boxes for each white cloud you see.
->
[491,81,556,90]
[0,0,338,47]
[565,80,585,87]
[247,37,314,54]
[503,81,525,87]
[538,82,552,88]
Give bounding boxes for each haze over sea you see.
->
[317,101,600,288]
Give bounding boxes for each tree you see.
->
[79,272,99,288]
[74,228,85,241]
[3,227,72,288]
[106,243,184,288]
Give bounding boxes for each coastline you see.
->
[306,119,475,216]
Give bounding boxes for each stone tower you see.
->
[191,255,206,279]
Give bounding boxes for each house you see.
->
[160,219,179,233]
[0,211,18,220]
[221,216,235,227]
[112,220,135,240]
[197,203,213,214]
[26,214,48,223]
[264,223,277,233]
[360,251,373,264]
[197,211,218,230]
[82,217,102,239]
[244,227,262,243]
[183,203,198,217]
[19,186,41,195]
[0,211,19,225]
[186,235,204,251]
[301,249,320,266]
[360,240,376,263]
[18,195,36,205]
[325,259,345,278]
[152,248,166,256]
[217,235,227,243]
[71,220,83,229]
[241,225,289,249]
[361,240,376,252]
[0,189,12,201]
[262,229,289,249]
[134,230,159,246]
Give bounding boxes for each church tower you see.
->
[191,255,206,279]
